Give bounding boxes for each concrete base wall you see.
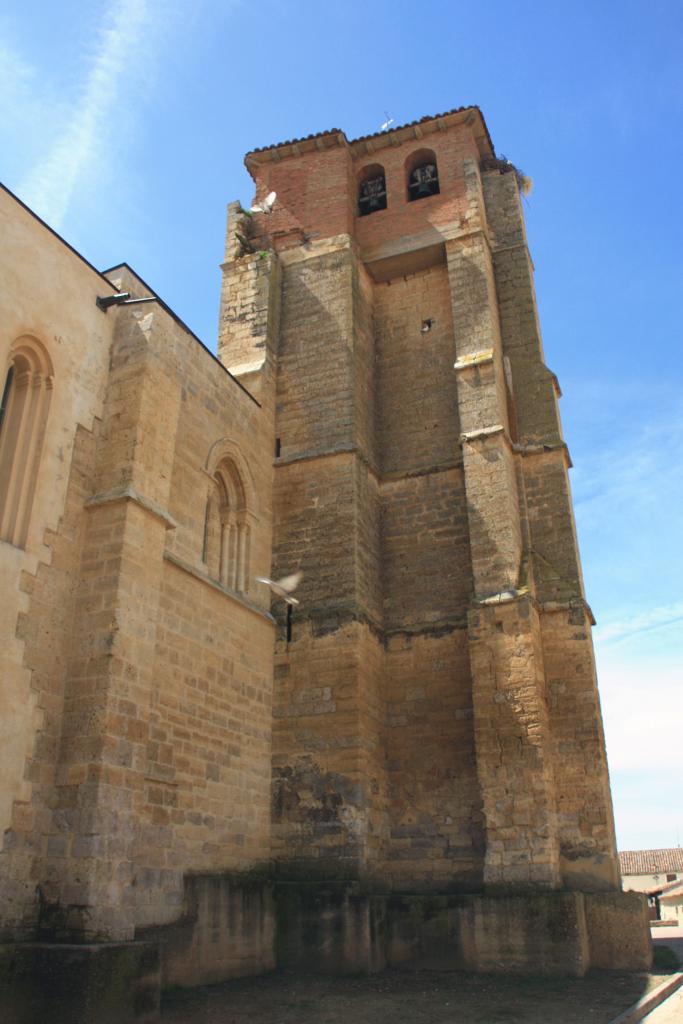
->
[275,882,652,976]
[0,941,160,1024]
[0,879,651,1021]
[139,874,275,989]
[276,883,387,974]
[585,891,652,970]
[1,874,275,1022]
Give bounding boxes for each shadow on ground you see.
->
[160,966,673,1024]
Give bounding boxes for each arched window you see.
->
[0,337,53,548]
[358,164,387,216]
[203,456,251,593]
[406,149,440,202]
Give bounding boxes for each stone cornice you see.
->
[163,551,275,624]
[85,486,178,530]
[274,444,463,483]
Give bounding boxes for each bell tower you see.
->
[218,106,651,974]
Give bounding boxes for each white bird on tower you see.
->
[250,191,277,214]
[255,571,302,605]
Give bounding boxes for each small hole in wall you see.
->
[275,437,281,458]
[286,604,293,643]
[495,621,504,633]
[421,319,433,334]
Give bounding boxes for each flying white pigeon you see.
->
[250,191,277,214]
[256,571,302,605]
[380,114,394,132]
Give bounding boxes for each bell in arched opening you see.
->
[358,166,387,216]
[408,162,439,201]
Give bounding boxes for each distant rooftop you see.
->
[654,876,683,896]
[619,848,683,875]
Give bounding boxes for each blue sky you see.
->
[1,0,682,852]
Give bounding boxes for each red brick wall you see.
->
[249,125,480,255]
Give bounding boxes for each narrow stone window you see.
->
[203,456,251,594]
[0,338,53,548]
[406,148,440,202]
[0,365,15,432]
[358,164,387,216]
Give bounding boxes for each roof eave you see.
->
[244,105,495,176]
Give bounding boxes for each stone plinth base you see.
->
[275,883,652,976]
[139,873,275,989]
[0,941,160,1024]
[584,891,653,970]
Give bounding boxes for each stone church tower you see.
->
[218,106,646,970]
[0,106,649,1018]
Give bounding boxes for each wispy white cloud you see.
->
[569,394,683,620]
[573,405,683,526]
[0,41,38,113]
[567,391,683,849]
[595,601,683,646]
[597,647,683,848]
[0,37,67,181]
[17,0,154,227]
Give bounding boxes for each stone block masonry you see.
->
[231,104,649,971]
[0,105,650,1018]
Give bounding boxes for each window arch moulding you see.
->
[202,439,258,594]
[0,336,54,548]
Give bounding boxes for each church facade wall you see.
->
[0,188,118,937]
[0,204,276,950]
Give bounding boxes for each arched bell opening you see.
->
[357,163,387,216]
[405,148,440,202]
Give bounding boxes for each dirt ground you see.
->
[161,966,671,1024]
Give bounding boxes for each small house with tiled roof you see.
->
[658,877,683,923]
[620,849,683,921]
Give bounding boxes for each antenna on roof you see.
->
[380,112,394,132]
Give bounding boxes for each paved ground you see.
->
[651,923,683,965]
[644,925,683,1022]
[161,925,683,1024]
[161,968,663,1024]
[642,986,683,1023]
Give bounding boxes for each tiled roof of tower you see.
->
[247,127,344,156]
[245,105,495,165]
[619,848,683,875]
[350,105,492,148]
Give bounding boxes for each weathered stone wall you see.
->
[244,114,624,903]
[0,186,118,939]
[382,630,483,890]
[141,874,275,988]
[542,607,620,889]
[0,199,277,956]
[275,883,651,976]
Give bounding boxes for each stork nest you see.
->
[481,156,533,196]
